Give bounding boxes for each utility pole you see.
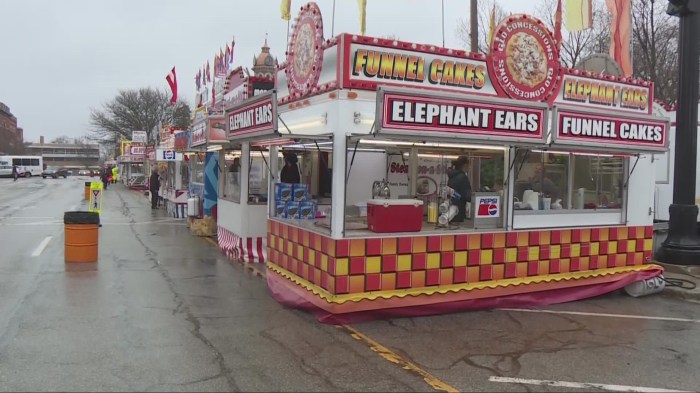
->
[470,0,479,52]
[657,0,700,265]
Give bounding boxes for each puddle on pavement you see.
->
[64,262,98,272]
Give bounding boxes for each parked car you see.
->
[42,167,69,179]
[0,165,13,178]
[77,169,91,176]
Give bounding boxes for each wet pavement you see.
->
[0,177,699,392]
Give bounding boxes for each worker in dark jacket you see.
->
[447,156,472,222]
[150,169,161,209]
[280,152,301,184]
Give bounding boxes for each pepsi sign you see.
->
[163,150,175,160]
[475,196,500,218]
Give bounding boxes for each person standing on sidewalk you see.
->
[101,168,109,190]
[150,169,161,209]
[12,165,18,182]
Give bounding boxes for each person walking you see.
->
[101,168,109,190]
[111,166,118,184]
[12,165,18,182]
[149,169,161,209]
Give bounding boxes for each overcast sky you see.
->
[1,0,539,143]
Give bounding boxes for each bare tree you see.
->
[51,136,72,144]
[89,88,192,146]
[535,0,609,68]
[455,0,509,54]
[632,0,679,104]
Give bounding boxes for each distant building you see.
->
[0,102,24,154]
[25,136,100,169]
[252,37,278,78]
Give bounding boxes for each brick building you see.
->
[0,102,24,154]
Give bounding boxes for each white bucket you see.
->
[624,275,666,298]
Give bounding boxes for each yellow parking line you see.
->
[340,324,459,393]
[201,234,456,391]
[204,237,218,247]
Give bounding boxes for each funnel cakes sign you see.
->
[490,14,560,101]
[552,106,668,153]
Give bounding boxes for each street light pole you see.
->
[470,0,478,52]
[657,0,700,265]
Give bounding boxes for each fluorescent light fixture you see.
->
[403,152,460,159]
[359,139,507,151]
[283,114,328,132]
[531,149,621,158]
[283,141,333,149]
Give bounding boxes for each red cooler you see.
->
[367,199,424,233]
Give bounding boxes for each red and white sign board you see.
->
[344,42,497,97]
[130,146,145,156]
[376,87,548,145]
[475,195,500,218]
[191,121,207,147]
[553,69,653,115]
[552,106,669,153]
[226,91,277,140]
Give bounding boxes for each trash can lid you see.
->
[85,181,91,186]
[64,211,100,225]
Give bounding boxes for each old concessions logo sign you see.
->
[490,14,560,101]
[285,2,324,98]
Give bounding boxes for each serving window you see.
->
[221,149,241,203]
[512,148,626,215]
[268,141,333,236]
[248,149,273,204]
[343,138,508,236]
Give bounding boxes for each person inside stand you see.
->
[229,157,240,185]
[150,169,161,209]
[12,164,18,182]
[529,163,559,201]
[447,156,472,223]
[280,152,301,184]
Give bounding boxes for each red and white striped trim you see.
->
[217,226,266,264]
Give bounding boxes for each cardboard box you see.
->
[275,201,287,217]
[285,201,300,219]
[292,183,308,202]
[275,183,293,202]
[300,201,317,219]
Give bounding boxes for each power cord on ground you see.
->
[661,276,697,290]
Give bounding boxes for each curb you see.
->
[656,267,700,302]
[660,286,700,302]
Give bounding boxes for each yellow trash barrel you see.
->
[64,211,100,263]
[84,182,91,201]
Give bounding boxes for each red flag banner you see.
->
[607,0,632,77]
[166,67,177,105]
[554,0,563,51]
